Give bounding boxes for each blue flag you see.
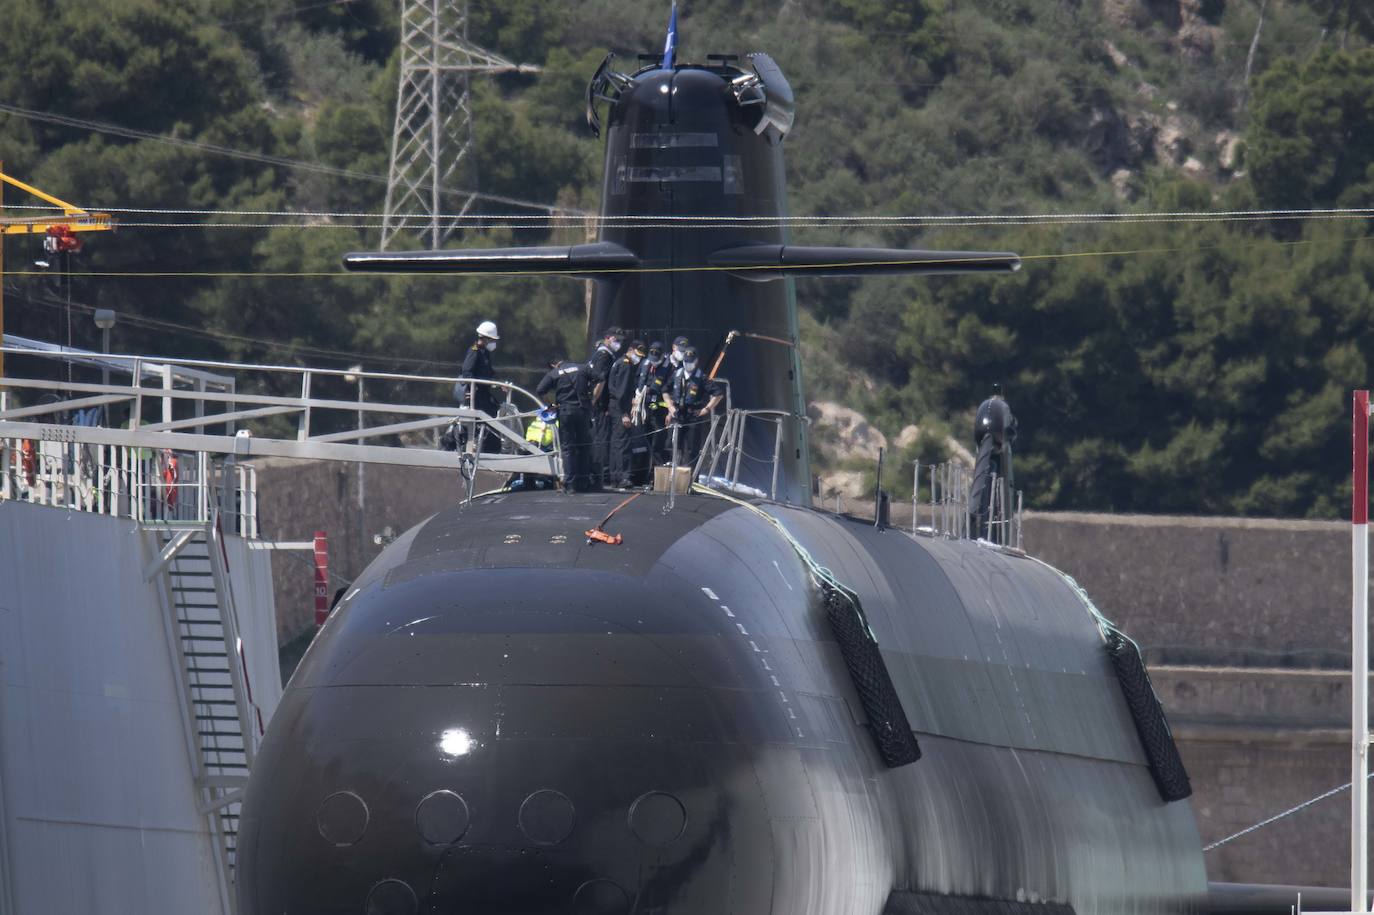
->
[662,1,677,70]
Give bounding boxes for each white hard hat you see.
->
[476,320,499,340]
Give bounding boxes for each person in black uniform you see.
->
[664,346,724,469]
[669,335,691,369]
[457,319,502,453]
[585,325,625,485]
[969,383,1018,539]
[535,357,594,492]
[636,341,673,468]
[606,340,645,487]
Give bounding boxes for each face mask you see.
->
[609,339,623,353]
[683,361,698,373]
[670,350,683,365]
[485,341,497,352]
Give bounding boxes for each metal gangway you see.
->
[0,344,560,502]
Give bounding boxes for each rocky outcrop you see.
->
[1216,129,1242,172]
[808,401,887,463]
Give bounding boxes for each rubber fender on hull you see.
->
[822,582,922,767]
[883,891,1076,915]
[1105,631,1193,802]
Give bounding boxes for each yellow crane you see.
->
[0,162,115,376]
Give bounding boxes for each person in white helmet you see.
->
[458,320,502,452]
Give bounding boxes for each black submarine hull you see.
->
[237,490,1206,915]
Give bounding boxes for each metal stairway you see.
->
[144,514,262,914]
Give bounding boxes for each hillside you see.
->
[1,0,1372,516]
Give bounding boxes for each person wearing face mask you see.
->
[607,340,646,488]
[586,326,625,485]
[669,335,691,368]
[458,319,502,453]
[635,341,674,468]
[664,346,724,469]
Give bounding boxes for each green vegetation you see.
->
[2,0,1372,516]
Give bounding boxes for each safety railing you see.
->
[693,407,801,502]
[0,347,559,484]
[0,437,260,535]
[913,459,1022,549]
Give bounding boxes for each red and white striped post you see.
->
[1355,389,1370,913]
[313,530,329,628]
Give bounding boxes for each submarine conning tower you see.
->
[588,57,811,501]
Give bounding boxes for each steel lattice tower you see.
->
[381,0,536,249]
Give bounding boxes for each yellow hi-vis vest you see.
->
[526,416,556,449]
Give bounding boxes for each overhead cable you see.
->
[7,203,1374,227]
[0,101,581,215]
[1202,776,1365,852]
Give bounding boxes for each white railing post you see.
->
[131,358,144,429]
[297,371,312,441]
[1355,388,1370,914]
[160,364,174,426]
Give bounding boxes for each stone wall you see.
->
[1018,511,1360,888]
[248,459,470,639]
[1155,665,1354,886]
[1022,512,1351,666]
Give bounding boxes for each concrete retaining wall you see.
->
[249,459,469,640]
[1022,512,1351,666]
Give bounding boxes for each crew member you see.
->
[669,335,691,368]
[969,383,1018,538]
[586,326,625,484]
[535,357,594,492]
[635,341,673,468]
[458,320,502,453]
[510,406,558,491]
[606,340,646,487]
[665,346,724,468]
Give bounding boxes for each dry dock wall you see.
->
[249,459,467,640]
[1023,512,1358,887]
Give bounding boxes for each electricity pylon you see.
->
[381,0,538,249]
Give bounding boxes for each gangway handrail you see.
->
[1,344,526,389]
[0,348,561,478]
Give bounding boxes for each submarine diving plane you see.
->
[237,8,1212,915]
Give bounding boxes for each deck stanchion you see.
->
[1355,388,1370,913]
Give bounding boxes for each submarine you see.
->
[236,9,1210,915]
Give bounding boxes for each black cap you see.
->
[648,341,664,354]
[682,346,699,361]
[604,325,624,339]
[631,339,647,355]
[672,335,690,348]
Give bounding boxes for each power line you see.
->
[4,285,461,369]
[8,200,1373,230]
[213,0,356,27]
[0,101,581,215]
